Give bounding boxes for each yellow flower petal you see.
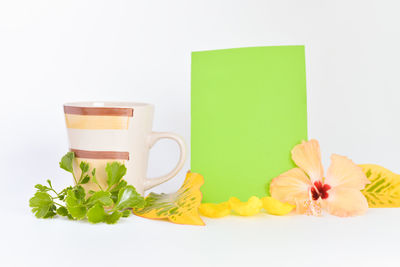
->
[229,196,262,216]
[261,196,295,216]
[199,202,231,218]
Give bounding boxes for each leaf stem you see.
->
[79,171,85,183]
[49,188,60,197]
[72,173,78,185]
[92,179,103,191]
[53,202,66,208]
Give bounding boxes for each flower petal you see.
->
[291,139,324,182]
[325,154,370,190]
[229,196,262,216]
[270,168,312,206]
[323,188,369,217]
[261,197,295,216]
[199,202,231,218]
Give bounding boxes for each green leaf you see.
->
[114,185,145,211]
[73,186,86,202]
[43,204,57,218]
[106,162,127,187]
[67,205,86,219]
[65,191,78,207]
[121,209,131,217]
[59,152,75,173]
[112,180,127,192]
[44,210,57,218]
[34,184,50,192]
[86,191,113,207]
[110,180,128,203]
[111,191,119,204]
[87,203,106,223]
[79,161,89,174]
[65,190,78,206]
[91,168,98,183]
[57,206,69,216]
[46,179,52,188]
[29,192,53,218]
[80,175,90,184]
[65,189,86,219]
[105,211,122,224]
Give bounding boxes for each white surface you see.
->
[2,209,400,267]
[1,0,400,266]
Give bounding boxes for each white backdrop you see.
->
[1,1,399,266]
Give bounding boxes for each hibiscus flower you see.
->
[270,139,370,217]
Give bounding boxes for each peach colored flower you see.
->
[270,140,370,217]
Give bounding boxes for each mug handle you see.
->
[144,131,187,191]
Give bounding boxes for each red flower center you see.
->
[311,181,331,201]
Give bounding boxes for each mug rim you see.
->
[63,101,153,108]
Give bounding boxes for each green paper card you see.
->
[191,46,308,203]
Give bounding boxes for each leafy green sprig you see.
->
[29,152,145,224]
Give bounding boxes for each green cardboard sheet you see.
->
[191,46,308,203]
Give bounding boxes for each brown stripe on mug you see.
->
[71,149,130,160]
[64,106,133,117]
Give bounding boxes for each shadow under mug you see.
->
[63,101,186,196]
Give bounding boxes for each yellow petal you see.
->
[133,171,205,225]
[199,202,231,218]
[229,196,262,216]
[291,139,324,183]
[261,196,295,216]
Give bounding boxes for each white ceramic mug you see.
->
[63,101,186,195]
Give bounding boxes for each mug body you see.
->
[64,101,154,195]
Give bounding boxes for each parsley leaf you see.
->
[68,206,87,219]
[105,211,122,224]
[110,180,127,203]
[106,162,127,187]
[43,204,57,218]
[86,191,113,207]
[73,186,86,202]
[87,203,106,223]
[79,161,89,174]
[121,209,131,218]
[65,189,86,219]
[114,185,145,210]
[59,152,75,173]
[34,184,50,192]
[56,206,69,216]
[80,175,90,184]
[29,192,54,218]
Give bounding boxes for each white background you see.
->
[1,0,400,266]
